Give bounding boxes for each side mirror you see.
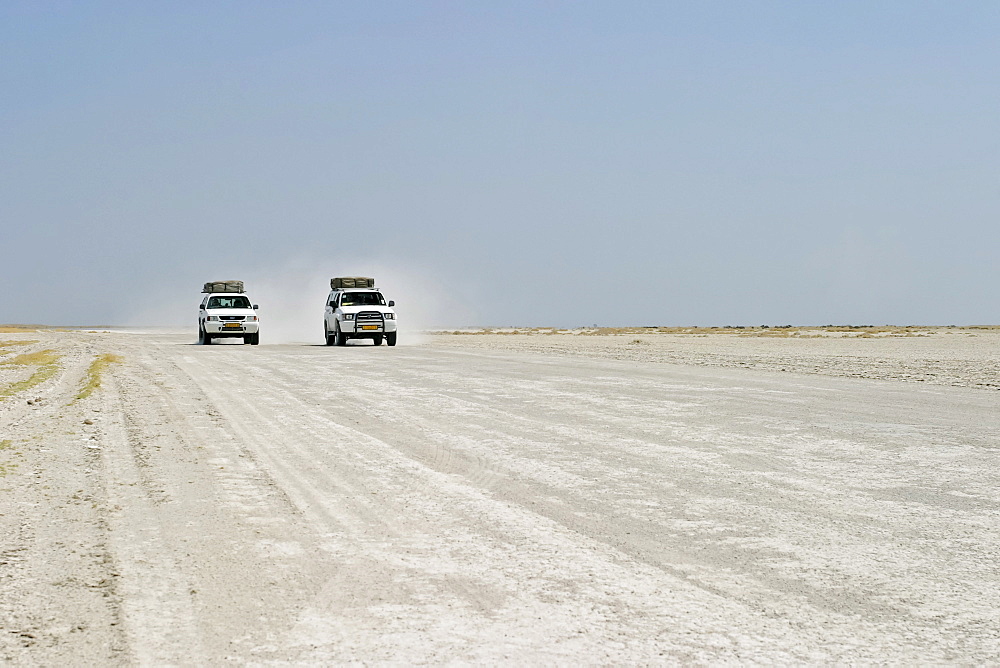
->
[388,300,395,307]
[253,305,259,309]
[328,302,336,308]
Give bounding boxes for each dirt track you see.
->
[2,328,999,664]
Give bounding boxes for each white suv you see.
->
[199,293,260,345]
[324,288,397,346]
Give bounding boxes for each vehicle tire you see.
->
[203,332,213,345]
[251,332,260,345]
[386,332,397,347]
[373,335,383,346]
[198,324,205,344]
[325,325,334,346]
[243,335,252,345]
[334,324,346,346]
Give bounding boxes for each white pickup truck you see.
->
[198,281,260,345]
[324,278,397,346]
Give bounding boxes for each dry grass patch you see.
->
[6,350,61,366]
[675,325,937,339]
[75,353,124,401]
[438,325,981,338]
[0,349,61,401]
[0,340,38,351]
[0,439,15,476]
[0,325,46,333]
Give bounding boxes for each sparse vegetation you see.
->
[0,349,61,401]
[0,340,37,349]
[0,325,46,333]
[0,340,37,358]
[0,440,16,476]
[75,354,124,401]
[437,325,954,338]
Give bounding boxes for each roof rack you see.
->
[203,280,245,293]
[330,277,375,289]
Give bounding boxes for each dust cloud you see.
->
[122,257,475,345]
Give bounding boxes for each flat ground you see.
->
[1,326,998,664]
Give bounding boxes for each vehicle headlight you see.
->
[207,316,219,321]
[384,313,394,319]
[343,313,354,320]
[248,315,258,321]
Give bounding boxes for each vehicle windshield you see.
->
[206,296,252,309]
[340,291,385,307]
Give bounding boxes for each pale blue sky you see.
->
[2,1,998,327]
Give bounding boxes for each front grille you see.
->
[356,311,383,322]
[219,316,245,321]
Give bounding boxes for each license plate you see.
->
[224,323,242,328]
[360,325,379,330]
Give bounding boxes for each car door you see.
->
[326,293,338,329]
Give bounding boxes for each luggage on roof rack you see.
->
[330,277,375,289]
[203,280,245,293]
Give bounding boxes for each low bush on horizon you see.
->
[0,325,44,333]
[434,324,984,338]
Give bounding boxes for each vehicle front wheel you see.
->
[250,332,260,345]
[334,324,346,346]
[202,327,213,345]
[373,334,383,346]
[324,326,334,346]
[386,332,397,347]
